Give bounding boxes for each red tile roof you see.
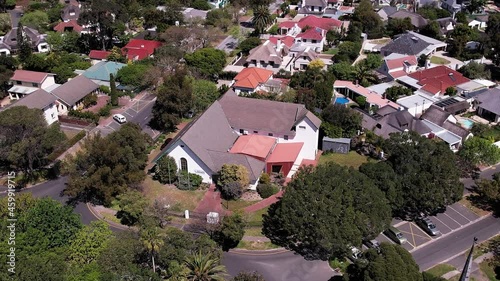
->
[233,67,274,89]
[267,143,304,163]
[296,27,324,41]
[53,19,83,33]
[279,15,342,30]
[89,50,111,60]
[386,55,418,70]
[408,66,470,95]
[122,39,162,60]
[389,70,408,79]
[269,36,295,48]
[229,135,276,160]
[10,70,52,84]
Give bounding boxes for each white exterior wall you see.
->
[37,42,50,53]
[41,76,56,90]
[295,38,325,52]
[0,47,10,56]
[43,103,59,125]
[278,117,319,161]
[168,140,213,183]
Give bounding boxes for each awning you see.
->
[8,85,39,95]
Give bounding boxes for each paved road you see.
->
[413,215,500,271]
[216,36,238,54]
[8,8,23,28]
[223,250,335,281]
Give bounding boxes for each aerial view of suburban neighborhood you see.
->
[1,0,500,280]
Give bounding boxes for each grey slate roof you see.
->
[51,75,99,106]
[475,87,500,115]
[207,151,265,182]
[381,33,432,56]
[62,0,81,22]
[421,105,451,126]
[389,10,428,28]
[442,121,470,140]
[378,6,398,21]
[3,27,46,49]
[359,108,431,138]
[12,89,56,109]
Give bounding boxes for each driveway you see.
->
[8,8,23,28]
[216,36,238,54]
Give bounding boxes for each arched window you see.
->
[180,158,188,172]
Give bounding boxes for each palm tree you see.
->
[140,226,165,273]
[184,252,227,281]
[252,6,272,34]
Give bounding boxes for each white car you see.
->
[113,114,126,124]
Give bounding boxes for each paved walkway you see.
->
[194,184,225,215]
[244,190,284,212]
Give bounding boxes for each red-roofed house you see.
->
[89,50,112,63]
[268,36,295,48]
[266,143,304,177]
[231,67,274,94]
[53,20,83,33]
[378,54,418,81]
[295,27,327,52]
[229,135,277,161]
[403,66,470,96]
[122,39,162,61]
[8,70,56,100]
[334,80,400,110]
[278,15,342,35]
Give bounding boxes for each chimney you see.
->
[141,45,145,48]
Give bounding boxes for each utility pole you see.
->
[459,237,478,281]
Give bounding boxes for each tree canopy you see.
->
[458,61,491,80]
[321,104,363,138]
[263,163,392,260]
[459,136,500,166]
[384,85,413,101]
[184,48,226,80]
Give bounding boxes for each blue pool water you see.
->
[335,97,349,105]
[462,119,474,129]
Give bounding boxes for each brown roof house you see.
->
[246,40,292,73]
[8,89,59,125]
[50,75,99,115]
[8,70,57,100]
[154,91,322,189]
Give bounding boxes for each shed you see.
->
[322,137,351,154]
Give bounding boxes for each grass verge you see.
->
[237,240,280,250]
[479,261,499,281]
[425,263,456,277]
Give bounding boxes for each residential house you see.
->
[377,6,398,21]
[80,61,127,87]
[468,15,488,30]
[378,53,418,81]
[290,45,330,70]
[278,15,343,35]
[298,0,328,15]
[397,65,470,97]
[396,93,438,116]
[0,26,49,55]
[294,27,326,52]
[10,89,58,125]
[231,67,274,94]
[207,0,227,8]
[388,10,428,30]
[122,39,162,61]
[62,0,81,22]
[51,75,99,114]
[333,80,400,111]
[246,40,293,72]
[8,70,57,100]
[154,91,322,189]
[441,0,467,14]
[380,31,447,56]
[474,87,500,122]
[53,20,84,34]
[436,17,456,35]
[182,8,208,21]
[433,96,470,115]
[420,105,472,150]
[88,50,112,64]
[359,106,432,138]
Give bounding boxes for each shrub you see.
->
[221,181,243,200]
[68,110,100,124]
[99,85,110,94]
[257,183,279,199]
[217,164,250,188]
[175,171,203,190]
[98,105,112,117]
[259,173,271,184]
[154,156,178,184]
[82,94,97,108]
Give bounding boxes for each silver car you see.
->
[364,239,381,252]
[416,217,441,236]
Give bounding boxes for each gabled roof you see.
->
[12,89,56,109]
[246,40,286,65]
[475,87,500,115]
[381,33,432,56]
[296,27,324,40]
[420,105,451,126]
[233,67,273,89]
[53,20,83,33]
[89,50,112,60]
[385,55,418,70]
[51,75,99,106]
[408,66,470,95]
[122,39,162,60]
[219,93,322,135]
[82,61,126,82]
[359,108,431,138]
[388,10,428,28]
[62,0,80,21]
[3,27,46,49]
[269,36,295,48]
[10,70,53,84]
[279,15,342,30]
[229,135,276,160]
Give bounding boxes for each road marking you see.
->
[442,212,462,228]
[144,116,149,121]
[432,216,452,232]
[124,111,133,117]
[449,205,472,223]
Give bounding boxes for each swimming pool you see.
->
[335,97,349,105]
[461,119,475,129]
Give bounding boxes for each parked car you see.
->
[364,239,381,252]
[113,114,126,124]
[349,246,362,261]
[384,226,407,244]
[416,217,440,236]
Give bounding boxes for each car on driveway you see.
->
[113,114,127,124]
[364,239,381,252]
[416,217,441,236]
[349,246,362,261]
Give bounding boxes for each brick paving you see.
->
[194,184,226,215]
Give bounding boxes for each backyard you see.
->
[430,56,451,65]
[319,151,374,169]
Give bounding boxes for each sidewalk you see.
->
[243,190,284,213]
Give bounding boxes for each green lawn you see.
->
[425,264,456,278]
[323,48,338,55]
[480,261,499,281]
[319,151,374,169]
[245,227,263,236]
[223,199,258,211]
[430,56,450,65]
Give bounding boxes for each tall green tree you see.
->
[459,137,500,166]
[17,23,32,62]
[458,61,491,79]
[184,48,226,80]
[184,251,227,281]
[386,17,414,36]
[384,85,413,101]
[263,163,392,260]
[420,21,442,40]
[321,104,362,138]
[486,13,500,65]
[192,79,220,112]
[352,0,383,38]
[64,123,150,205]
[68,221,113,265]
[110,73,118,106]
[117,190,150,225]
[214,213,246,251]
[252,5,272,34]
[344,243,423,281]
[20,10,49,31]
[140,225,165,273]
[154,155,178,184]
